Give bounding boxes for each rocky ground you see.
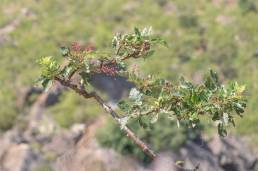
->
[0,118,257,171]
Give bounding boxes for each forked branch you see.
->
[54,76,156,159]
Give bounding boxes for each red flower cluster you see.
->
[71,42,96,52]
[71,42,82,51]
[100,63,118,76]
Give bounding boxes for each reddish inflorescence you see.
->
[71,42,82,51]
[100,63,119,76]
[71,42,96,53]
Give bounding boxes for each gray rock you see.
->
[0,143,41,171]
[90,73,134,101]
[150,152,179,171]
[179,141,223,171]
[208,135,257,171]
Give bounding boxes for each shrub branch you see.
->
[54,76,156,159]
[37,27,247,162]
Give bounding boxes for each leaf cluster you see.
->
[118,70,247,136]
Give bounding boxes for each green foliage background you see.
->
[0,0,258,146]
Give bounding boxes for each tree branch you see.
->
[54,76,156,159]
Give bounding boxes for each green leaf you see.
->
[212,112,220,121]
[84,60,90,73]
[234,102,245,115]
[191,90,198,104]
[62,65,73,78]
[179,77,194,89]
[37,56,60,79]
[218,123,227,137]
[138,116,149,128]
[141,27,152,37]
[37,56,53,66]
[134,27,141,37]
[151,38,168,47]
[237,85,246,94]
[204,76,216,91]
[118,100,130,111]
[210,70,218,84]
[118,62,126,70]
[79,71,91,86]
[60,47,69,56]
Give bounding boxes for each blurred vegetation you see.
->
[33,163,53,171]
[0,87,17,131]
[49,91,103,128]
[97,116,202,162]
[0,0,258,147]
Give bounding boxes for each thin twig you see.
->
[116,46,122,55]
[54,76,156,159]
